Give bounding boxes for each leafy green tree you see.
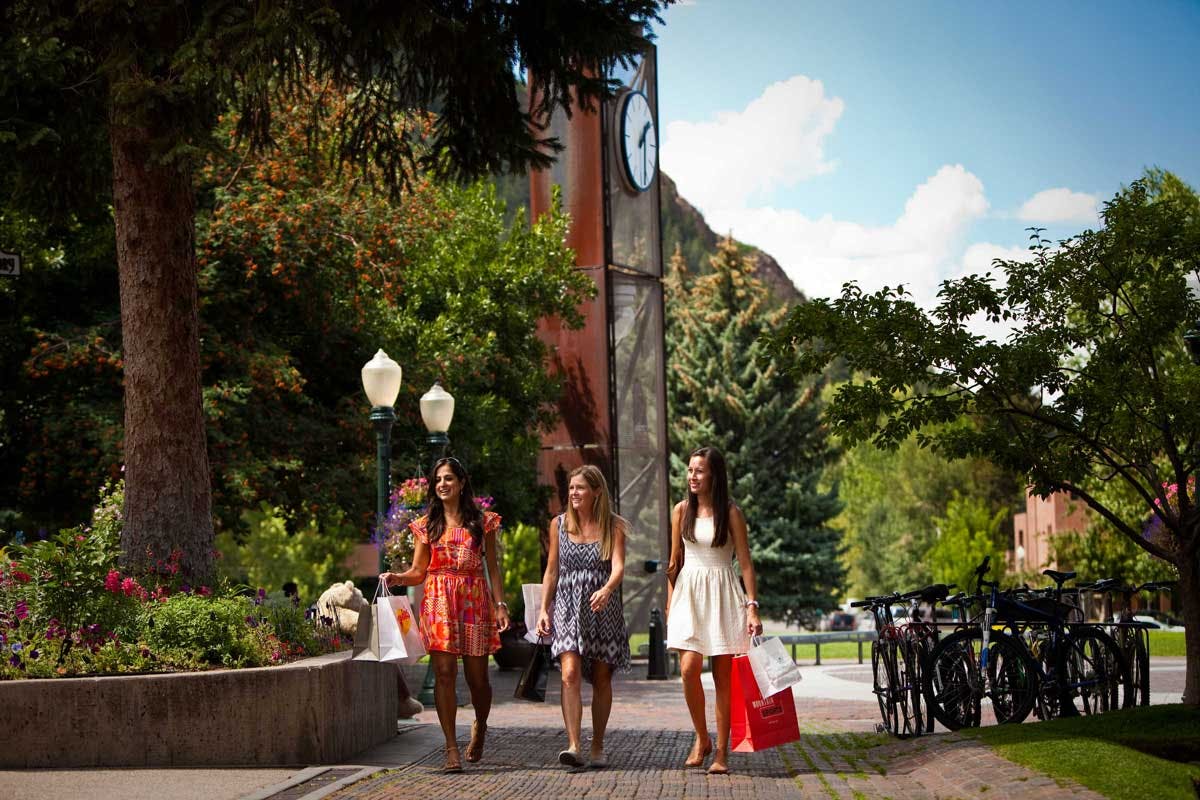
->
[765,174,1200,704]
[928,494,1008,596]
[0,0,668,582]
[833,427,1018,598]
[1049,472,1176,589]
[3,91,593,557]
[667,239,842,626]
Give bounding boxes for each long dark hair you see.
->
[681,446,732,548]
[425,457,484,545]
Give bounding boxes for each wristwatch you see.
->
[744,600,760,609]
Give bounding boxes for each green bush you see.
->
[500,522,543,624]
[143,593,267,668]
[7,481,125,633]
[215,504,356,604]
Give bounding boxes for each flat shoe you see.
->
[558,748,584,767]
[588,752,608,768]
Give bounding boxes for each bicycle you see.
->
[852,583,953,737]
[1082,579,1174,707]
[1003,570,1131,720]
[922,558,1039,730]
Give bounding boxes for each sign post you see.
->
[0,251,20,278]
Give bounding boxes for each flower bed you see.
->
[0,650,397,767]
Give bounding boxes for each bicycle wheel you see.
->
[1133,633,1150,707]
[1059,628,1130,715]
[987,632,1039,725]
[871,641,898,734]
[923,629,982,731]
[893,640,920,738]
[923,628,1037,730]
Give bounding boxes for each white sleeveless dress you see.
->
[666,516,749,656]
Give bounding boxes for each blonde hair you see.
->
[564,464,624,561]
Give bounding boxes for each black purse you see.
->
[514,638,552,702]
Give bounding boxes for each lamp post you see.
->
[416,380,455,706]
[361,350,403,566]
[420,380,455,458]
[1185,323,1200,366]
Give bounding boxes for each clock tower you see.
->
[530,44,667,630]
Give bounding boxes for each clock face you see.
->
[620,90,657,193]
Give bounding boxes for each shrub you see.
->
[143,593,267,668]
[215,504,356,604]
[500,522,543,624]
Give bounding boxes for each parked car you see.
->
[819,612,857,632]
[1110,613,1184,631]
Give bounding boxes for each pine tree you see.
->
[666,238,843,627]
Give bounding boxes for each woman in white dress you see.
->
[666,446,761,775]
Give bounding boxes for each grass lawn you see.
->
[627,632,869,662]
[967,704,1200,800]
[1148,630,1186,657]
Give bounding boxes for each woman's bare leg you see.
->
[708,654,733,774]
[679,650,712,766]
[590,661,613,758]
[559,652,584,753]
[462,654,492,761]
[430,651,461,769]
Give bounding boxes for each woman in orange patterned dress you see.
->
[381,457,509,772]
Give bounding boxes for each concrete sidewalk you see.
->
[5,657,1175,800]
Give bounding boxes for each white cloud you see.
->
[1016,188,1099,224]
[707,165,989,306]
[661,75,843,211]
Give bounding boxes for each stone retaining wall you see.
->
[0,651,397,768]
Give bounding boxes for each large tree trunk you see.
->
[110,101,214,583]
[1178,548,1200,706]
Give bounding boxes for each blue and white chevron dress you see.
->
[549,515,631,682]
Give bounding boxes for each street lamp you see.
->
[416,379,455,707]
[419,380,455,456]
[361,350,403,531]
[1184,323,1200,366]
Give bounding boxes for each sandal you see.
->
[443,746,464,773]
[465,721,487,762]
[684,737,712,767]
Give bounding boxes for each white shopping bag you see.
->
[354,584,409,663]
[747,636,803,698]
[522,583,545,644]
[388,593,426,665]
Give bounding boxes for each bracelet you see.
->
[495,601,509,610]
[744,600,760,608]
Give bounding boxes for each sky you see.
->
[652,0,1200,307]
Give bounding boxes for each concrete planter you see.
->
[0,651,397,768]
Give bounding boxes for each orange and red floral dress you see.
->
[411,511,502,656]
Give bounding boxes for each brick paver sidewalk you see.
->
[328,664,1102,799]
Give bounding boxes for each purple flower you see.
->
[8,654,21,669]
[29,648,39,660]
[14,600,28,621]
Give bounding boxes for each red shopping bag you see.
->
[730,653,801,752]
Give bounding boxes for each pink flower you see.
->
[14,600,29,620]
[197,586,211,597]
[120,577,137,597]
[104,570,122,593]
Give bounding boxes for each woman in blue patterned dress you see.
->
[535,464,631,768]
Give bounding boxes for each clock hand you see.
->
[638,121,652,148]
